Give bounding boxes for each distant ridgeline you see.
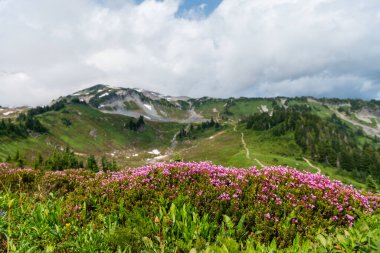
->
[243,105,380,183]
[0,101,68,138]
[0,99,90,139]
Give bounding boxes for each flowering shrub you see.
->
[42,169,93,195]
[1,162,379,247]
[0,167,40,191]
[0,163,8,170]
[64,162,379,246]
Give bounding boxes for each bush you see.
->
[64,162,380,247]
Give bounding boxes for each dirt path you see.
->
[254,158,265,167]
[209,130,225,140]
[303,157,321,173]
[241,133,250,159]
[170,131,179,151]
[239,128,265,167]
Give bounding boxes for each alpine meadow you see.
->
[1,0,380,252]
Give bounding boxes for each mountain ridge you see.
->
[2,84,380,136]
[59,84,380,136]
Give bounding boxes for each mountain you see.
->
[60,84,203,123]
[1,84,380,187]
[59,84,380,136]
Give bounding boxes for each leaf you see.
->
[336,234,346,243]
[223,215,234,230]
[269,239,277,249]
[293,233,300,250]
[237,215,246,231]
[316,234,327,248]
[45,245,55,253]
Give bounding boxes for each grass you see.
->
[123,100,140,110]
[194,100,226,119]
[177,123,367,189]
[155,103,190,120]
[229,99,273,118]
[0,104,182,166]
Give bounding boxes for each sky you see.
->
[1,0,380,106]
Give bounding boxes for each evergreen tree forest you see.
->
[244,107,380,183]
[0,100,67,138]
[125,115,146,131]
[177,118,221,140]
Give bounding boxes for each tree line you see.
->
[177,118,221,140]
[0,101,68,139]
[244,107,380,183]
[5,147,118,172]
[125,115,146,131]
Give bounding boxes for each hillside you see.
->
[0,102,182,168]
[1,85,380,188]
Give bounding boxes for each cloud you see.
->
[0,0,380,106]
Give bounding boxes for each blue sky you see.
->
[175,0,222,18]
[131,0,223,18]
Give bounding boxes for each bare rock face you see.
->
[89,129,97,139]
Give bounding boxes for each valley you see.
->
[1,84,380,251]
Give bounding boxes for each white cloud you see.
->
[0,0,379,106]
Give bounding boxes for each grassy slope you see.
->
[194,100,226,119]
[229,99,273,118]
[194,98,274,120]
[0,104,182,166]
[177,123,366,188]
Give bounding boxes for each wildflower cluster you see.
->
[0,165,40,191]
[1,162,379,245]
[68,162,379,234]
[43,169,93,195]
[0,163,8,170]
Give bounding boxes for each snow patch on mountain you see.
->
[99,92,109,98]
[148,149,161,155]
[144,104,153,111]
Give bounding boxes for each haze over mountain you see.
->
[1,0,380,107]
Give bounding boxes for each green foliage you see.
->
[1,191,379,252]
[126,115,146,131]
[61,117,72,127]
[123,100,139,110]
[366,175,378,192]
[26,100,66,117]
[101,156,117,171]
[44,147,83,171]
[0,115,47,138]
[177,120,221,141]
[86,155,98,172]
[244,108,380,183]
